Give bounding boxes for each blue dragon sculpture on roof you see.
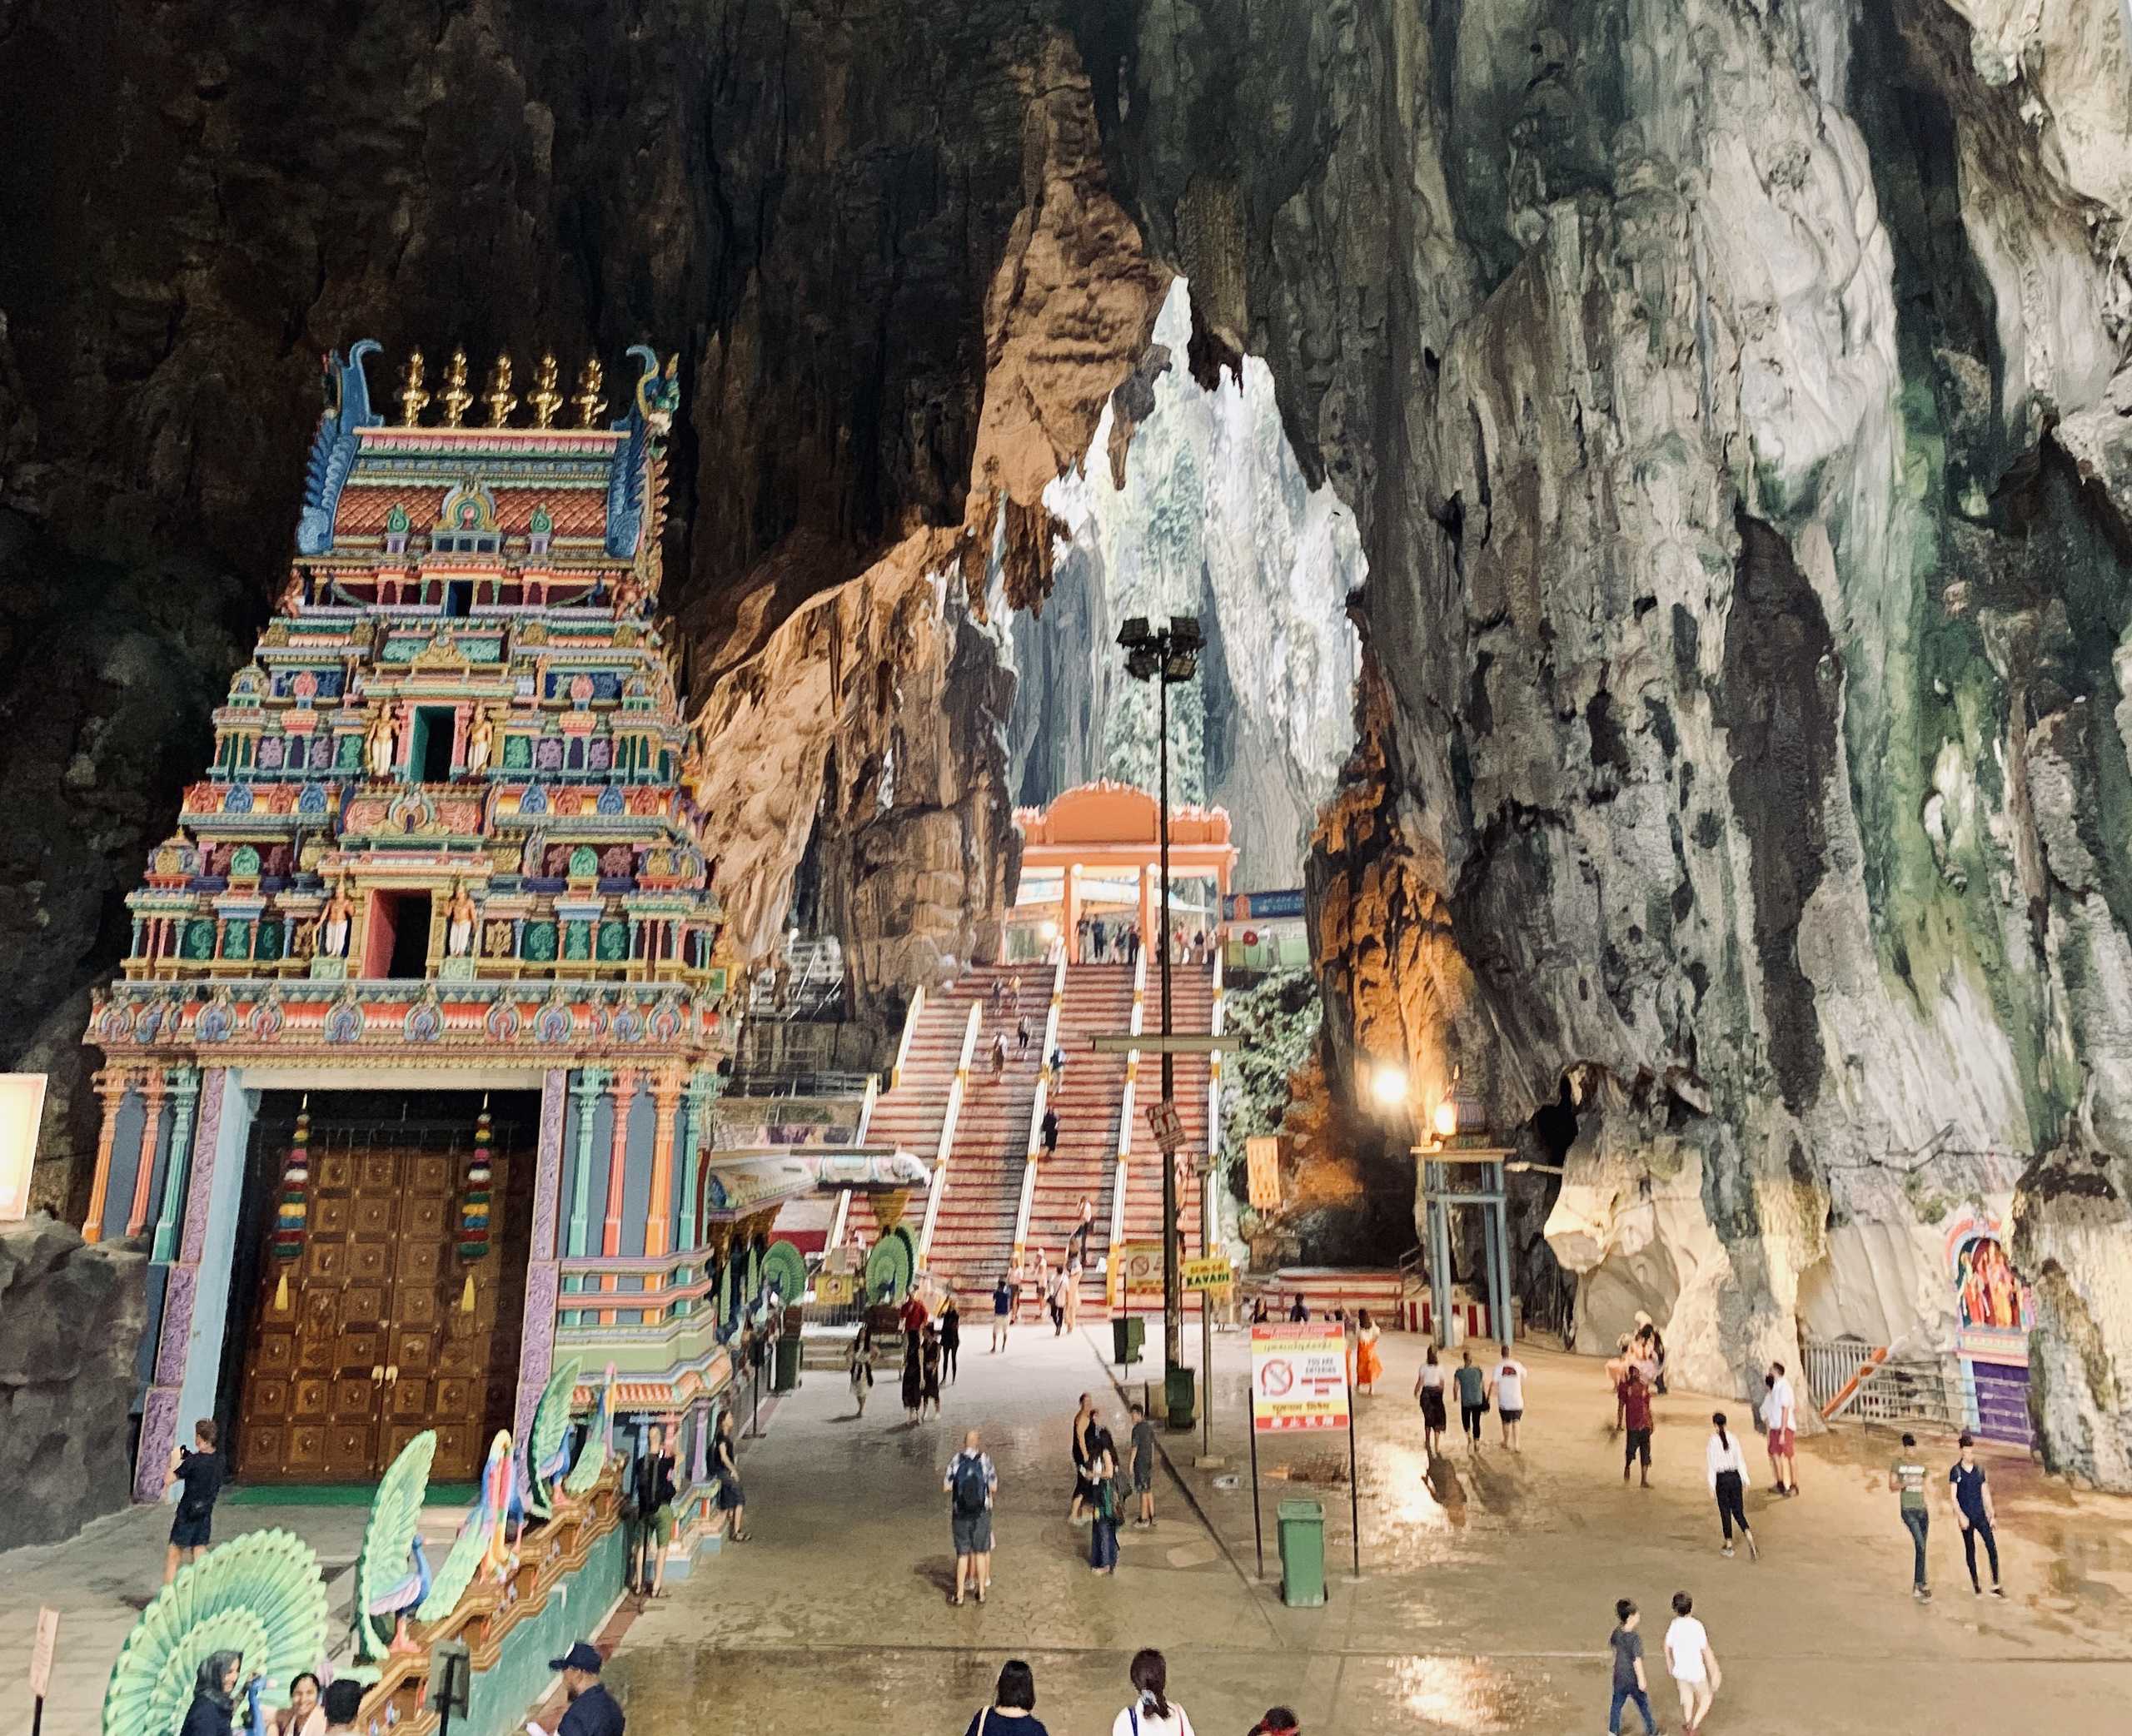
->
[296,341,383,556]
[605,345,680,560]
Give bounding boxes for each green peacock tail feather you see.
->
[416,1505,487,1625]
[102,1530,328,1736]
[352,1430,436,1660]
[526,1355,584,1517]
[563,1367,615,1496]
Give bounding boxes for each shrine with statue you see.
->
[78,338,831,1535]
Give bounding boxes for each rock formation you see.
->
[0,1216,147,1549]
[1089,0,2132,1480]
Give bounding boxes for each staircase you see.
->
[924,967,1048,1296]
[1024,963,1138,1316]
[843,970,981,1246]
[1116,961,1216,1310]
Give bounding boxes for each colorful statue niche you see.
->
[362,704,396,778]
[446,882,477,958]
[318,879,352,959]
[463,706,496,778]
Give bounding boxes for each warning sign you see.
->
[1147,1100,1185,1154]
[1249,1321,1349,1433]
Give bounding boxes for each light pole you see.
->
[1117,613,1203,1421]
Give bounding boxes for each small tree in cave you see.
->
[1217,967,1322,1219]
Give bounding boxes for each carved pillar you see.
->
[675,1073,706,1253]
[565,1067,605,1259]
[601,1068,637,1257]
[123,1070,170,1237]
[1064,863,1082,963]
[151,1066,202,1262]
[82,1068,135,1244]
[644,1066,683,1256]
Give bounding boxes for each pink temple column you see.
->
[512,1069,570,1445]
[600,1067,637,1323]
[122,1070,169,1237]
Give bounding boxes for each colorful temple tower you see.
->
[81,341,802,1506]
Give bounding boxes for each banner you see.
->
[1183,1255,1233,1293]
[1223,888,1306,922]
[1250,1321,1350,1432]
[1245,1135,1282,1211]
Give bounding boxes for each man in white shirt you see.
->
[1663,1589,1721,1734]
[1761,1359,1799,1496]
[1487,1343,1529,1452]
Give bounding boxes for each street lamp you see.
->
[1117,613,1203,1419]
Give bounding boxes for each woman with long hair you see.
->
[275,1672,324,1736]
[713,1410,750,1543]
[1109,1648,1193,1735]
[1704,1410,1756,1559]
[1353,1308,1383,1395]
[964,1659,1049,1736]
[1414,1344,1448,1456]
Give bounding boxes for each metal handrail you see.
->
[1203,948,1224,1251]
[1010,950,1069,1261]
[915,999,983,1263]
[1108,945,1148,1260]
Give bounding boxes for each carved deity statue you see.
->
[446,883,478,958]
[463,708,496,778]
[320,881,353,958]
[363,704,397,778]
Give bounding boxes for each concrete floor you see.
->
[12,1324,2132,1734]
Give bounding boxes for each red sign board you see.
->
[1249,1322,1349,1432]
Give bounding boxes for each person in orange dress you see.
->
[1353,1308,1384,1395]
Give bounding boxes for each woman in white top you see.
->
[1414,1346,1448,1455]
[1111,1648,1194,1736]
[1704,1410,1756,1559]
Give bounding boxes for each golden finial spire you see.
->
[529,353,564,428]
[439,347,474,427]
[483,352,519,427]
[572,356,607,427]
[397,350,431,424]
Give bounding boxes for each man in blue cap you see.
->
[528,1641,623,1736]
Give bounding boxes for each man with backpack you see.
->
[944,1426,999,1605]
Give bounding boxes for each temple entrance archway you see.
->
[221,1090,539,1485]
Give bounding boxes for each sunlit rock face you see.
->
[1009,282,1362,888]
[1085,0,2132,1480]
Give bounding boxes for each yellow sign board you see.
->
[1183,1256,1233,1293]
[1245,1134,1281,1211]
[815,1271,857,1306]
[1110,1241,1164,1297]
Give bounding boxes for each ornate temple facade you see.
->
[82,341,815,1503]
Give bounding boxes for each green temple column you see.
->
[150,1065,202,1263]
[675,1073,706,1252]
[565,1066,607,1266]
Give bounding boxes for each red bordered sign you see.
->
[1249,1321,1348,1433]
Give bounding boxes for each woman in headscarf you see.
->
[180,1651,244,1736]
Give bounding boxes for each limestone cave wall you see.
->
[1082,0,2132,1482]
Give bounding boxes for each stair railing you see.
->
[1010,949,1070,1268]
[826,1071,884,1251]
[1201,949,1224,1255]
[1107,945,1148,1282]
[889,984,925,1092]
[915,997,984,1265]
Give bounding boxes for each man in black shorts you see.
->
[165,1418,224,1584]
[1616,1364,1654,1488]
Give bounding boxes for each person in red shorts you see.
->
[1761,1360,1799,1496]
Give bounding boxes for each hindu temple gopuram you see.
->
[78,341,775,1500]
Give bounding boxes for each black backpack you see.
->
[952,1452,989,1516]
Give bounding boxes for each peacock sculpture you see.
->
[417,1430,517,1623]
[353,1430,437,1664]
[102,1530,329,1736]
[564,1363,618,1498]
[523,1355,585,1520]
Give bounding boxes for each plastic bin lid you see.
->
[1276,1499,1324,1521]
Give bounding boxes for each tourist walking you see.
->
[1948,1431,2005,1596]
[1890,1432,1932,1600]
[1761,1360,1799,1495]
[902,1331,924,1420]
[944,1427,999,1605]
[991,1272,1015,1351]
[713,1410,750,1542]
[1071,1195,1094,1265]
[630,1422,679,1595]
[991,1030,1009,1080]
[1606,1598,1659,1736]
[1049,1266,1068,1336]
[921,1322,945,1419]
[164,1418,226,1584]
[849,1333,875,1414]
[1663,1592,1720,1736]
[531,1641,625,1736]
[1087,1405,1120,1574]
[1041,1107,1060,1156]
[1110,1649,1194,1736]
[964,1659,1049,1736]
[1706,1412,1756,1559]
[1453,1347,1488,1450]
[1049,1043,1067,1088]
[1068,1393,1097,1523]
[940,1294,963,1382]
[1616,1363,1654,1487]
[1062,1257,1083,1332]
[1352,1308,1383,1395]
[1017,1012,1033,1057]
[1128,1400,1158,1528]
[1414,1346,1448,1455]
[1487,1342,1527,1450]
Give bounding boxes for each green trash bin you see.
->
[1111,1314,1145,1366]
[1277,1498,1326,1607]
[772,1331,803,1393]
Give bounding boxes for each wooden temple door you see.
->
[237,1119,528,1485]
